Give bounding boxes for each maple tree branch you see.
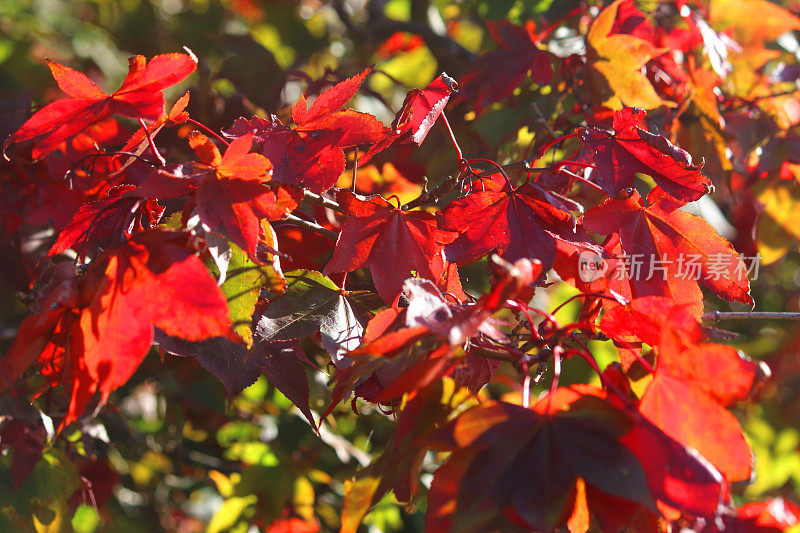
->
[702,311,800,321]
[531,102,557,138]
[303,190,348,214]
[402,173,460,210]
[280,213,339,240]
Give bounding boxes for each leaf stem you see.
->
[465,158,514,188]
[440,110,463,162]
[535,131,579,160]
[571,347,631,405]
[550,292,623,316]
[138,118,166,167]
[187,118,230,147]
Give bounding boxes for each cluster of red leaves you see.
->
[0,231,233,429]
[2,0,799,530]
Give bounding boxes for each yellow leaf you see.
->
[292,477,316,523]
[709,0,800,47]
[756,182,800,265]
[341,475,382,533]
[587,0,675,110]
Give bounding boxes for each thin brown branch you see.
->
[402,174,460,210]
[282,213,339,240]
[702,311,800,321]
[303,190,348,214]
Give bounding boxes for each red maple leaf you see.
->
[0,230,233,429]
[598,296,703,370]
[392,73,459,145]
[47,185,165,260]
[599,296,705,351]
[600,296,763,481]
[358,73,460,166]
[224,68,390,193]
[580,107,712,201]
[4,53,197,160]
[120,90,191,154]
[583,188,753,315]
[639,340,761,482]
[324,189,458,304]
[441,174,578,271]
[139,132,300,259]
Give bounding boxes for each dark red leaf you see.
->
[442,174,577,271]
[580,107,711,201]
[324,190,458,304]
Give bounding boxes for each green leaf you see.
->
[0,450,79,528]
[213,237,285,348]
[72,505,101,533]
[477,0,518,19]
[260,269,342,340]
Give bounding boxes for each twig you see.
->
[402,174,460,210]
[702,311,800,321]
[352,147,358,192]
[556,168,610,197]
[531,102,557,138]
[282,214,338,240]
[303,190,348,214]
